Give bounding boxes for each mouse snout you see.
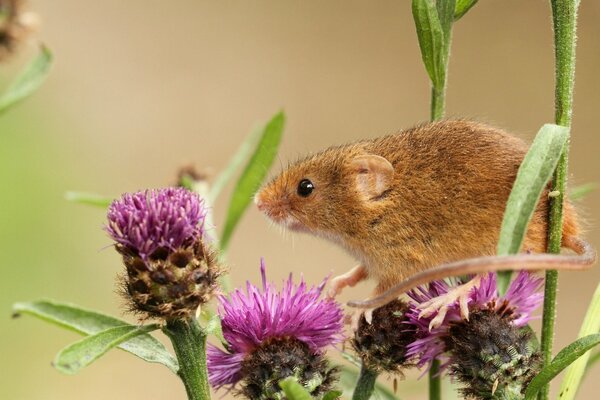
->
[254,190,291,223]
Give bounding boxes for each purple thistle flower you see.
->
[106,188,207,260]
[406,271,544,369]
[207,260,344,395]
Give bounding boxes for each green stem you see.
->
[431,85,446,121]
[164,318,211,400]
[539,1,578,399]
[429,360,442,400]
[352,366,378,400]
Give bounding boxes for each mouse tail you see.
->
[347,235,596,309]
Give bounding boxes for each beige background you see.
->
[1,1,599,399]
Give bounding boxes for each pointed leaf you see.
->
[496,124,569,292]
[220,111,285,251]
[279,377,313,400]
[54,324,159,374]
[322,390,343,400]
[65,191,113,208]
[412,0,445,88]
[205,313,226,346]
[454,0,479,20]
[570,182,597,201]
[209,125,263,202]
[339,366,398,400]
[12,300,178,373]
[524,333,600,399]
[0,45,53,114]
[558,282,600,400]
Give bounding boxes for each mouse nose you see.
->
[254,193,266,212]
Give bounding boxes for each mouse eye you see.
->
[297,179,314,197]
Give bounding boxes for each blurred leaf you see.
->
[339,366,398,400]
[524,333,600,399]
[558,283,600,400]
[12,300,178,373]
[340,351,362,368]
[412,0,446,88]
[454,0,478,20]
[496,124,569,292]
[0,45,53,114]
[586,351,600,374]
[54,324,159,374]
[279,377,313,400]
[570,182,597,201]
[220,111,285,251]
[209,125,262,202]
[205,313,226,346]
[322,390,343,400]
[65,191,113,208]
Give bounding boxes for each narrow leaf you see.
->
[412,0,445,88]
[436,0,456,41]
[12,300,178,373]
[209,125,263,202]
[0,45,53,114]
[205,313,226,346]
[570,182,597,201]
[496,124,569,292]
[220,111,285,251]
[454,0,479,20]
[339,366,398,400]
[54,324,159,374]
[322,390,343,400]
[586,351,600,374]
[65,191,113,208]
[558,283,600,399]
[524,333,600,399]
[279,377,313,400]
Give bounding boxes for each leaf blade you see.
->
[0,45,53,114]
[220,111,285,251]
[54,324,159,374]
[64,191,113,208]
[412,0,445,88]
[454,0,479,20]
[278,377,313,400]
[12,300,179,373]
[524,333,600,399]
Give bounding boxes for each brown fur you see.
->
[255,120,582,295]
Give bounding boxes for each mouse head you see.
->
[254,147,394,238]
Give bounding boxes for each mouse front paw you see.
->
[327,264,368,299]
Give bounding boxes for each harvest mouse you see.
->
[254,120,595,325]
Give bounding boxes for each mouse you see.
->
[254,120,596,325]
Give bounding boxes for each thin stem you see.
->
[431,85,446,121]
[352,366,378,400]
[429,360,442,400]
[164,318,211,400]
[539,1,578,399]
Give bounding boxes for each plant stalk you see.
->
[429,360,442,400]
[164,318,211,400]
[539,1,578,399]
[352,366,378,400]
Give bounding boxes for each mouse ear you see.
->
[349,154,394,200]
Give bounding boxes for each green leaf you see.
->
[205,313,226,346]
[586,351,600,374]
[339,366,398,400]
[279,377,314,400]
[570,182,597,201]
[220,111,285,251]
[454,0,478,20]
[54,324,159,374]
[558,282,600,400]
[0,45,53,114]
[412,0,446,88]
[321,390,342,400]
[12,300,178,373]
[64,191,113,208]
[209,125,263,202]
[524,333,600,399]
[496,124,569,292]
[436,0,456,41]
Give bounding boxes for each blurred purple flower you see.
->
[106,188,207,260]
[406,271,544,369]
[207,260,344,390]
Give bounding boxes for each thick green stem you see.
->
[429,360,442,400]
[539,1,578,399]
[352,366,378,400]
[164,319,211,400]
[431,85,446,121]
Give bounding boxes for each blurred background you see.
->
[1,1,599,399]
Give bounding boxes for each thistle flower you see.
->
[207,261,344,399]
[406,272,544,399]
[0,0,38,61]
[352,299,416,374]
[106,188,221,320]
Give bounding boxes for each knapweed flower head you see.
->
[208,260,344,399]
[106,188,221,320]
[352,299,417,374]
[406,272,544,399]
